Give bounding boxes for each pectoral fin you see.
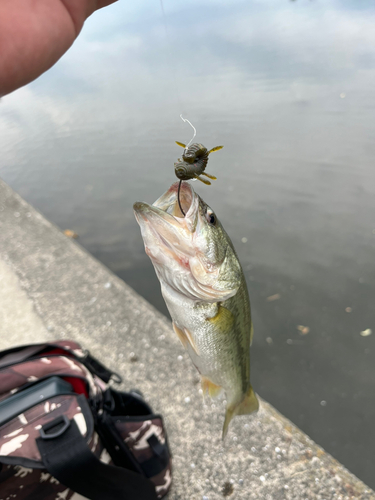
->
[222,386,259,439]
[207,305,235,333]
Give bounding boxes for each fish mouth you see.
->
[152,181,196,218]
[133,182,197,228]
[134,183,239,302]
[133,182,198,262]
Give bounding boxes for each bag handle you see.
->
[36,417,157,500]
[0,344,48,368]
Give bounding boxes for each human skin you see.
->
[0,0,117,96]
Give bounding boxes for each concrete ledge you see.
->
[0,178,373,500]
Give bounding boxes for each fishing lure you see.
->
[174,142,223,186]
[175,115,223,216]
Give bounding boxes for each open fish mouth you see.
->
[134,182,241,302]
[133,182,198,235]
[133,182,199,264]
[151,181,195,219]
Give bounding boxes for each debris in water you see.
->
[222,482,234,497]
[297,325,310,335]
[360,329,372,337]
[345,307,352,313]
[267,293,281,302]
[63,229,78,239]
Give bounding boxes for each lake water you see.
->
[0,0,374,489]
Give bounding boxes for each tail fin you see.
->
[222,385,259,439]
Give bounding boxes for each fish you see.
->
[133,182,258,438]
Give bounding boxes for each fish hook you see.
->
[178,180,185,216]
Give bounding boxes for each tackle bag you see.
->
[0,340,172,500]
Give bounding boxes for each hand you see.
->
[0,0,117,96]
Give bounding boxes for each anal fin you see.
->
[201,376,222,399]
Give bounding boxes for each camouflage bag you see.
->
[0,340,172,500]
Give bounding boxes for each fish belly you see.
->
[162,284,249,403]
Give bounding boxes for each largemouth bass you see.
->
[133,182,258,438]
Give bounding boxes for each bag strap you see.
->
[82,352,122,384]
[36,417,157,500]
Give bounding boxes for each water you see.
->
[1,0,374,488]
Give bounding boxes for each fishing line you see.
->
[159,0,184,113]
[180,114,196,150]
[158,3,194,219]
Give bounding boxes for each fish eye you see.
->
[206,210,217,226]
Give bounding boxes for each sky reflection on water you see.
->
[0,0,375,488]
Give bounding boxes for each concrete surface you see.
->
[0,259,51,347]
[0,177,373,500]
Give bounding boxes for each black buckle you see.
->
[83,353,123,384]
[40,415,70,440]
